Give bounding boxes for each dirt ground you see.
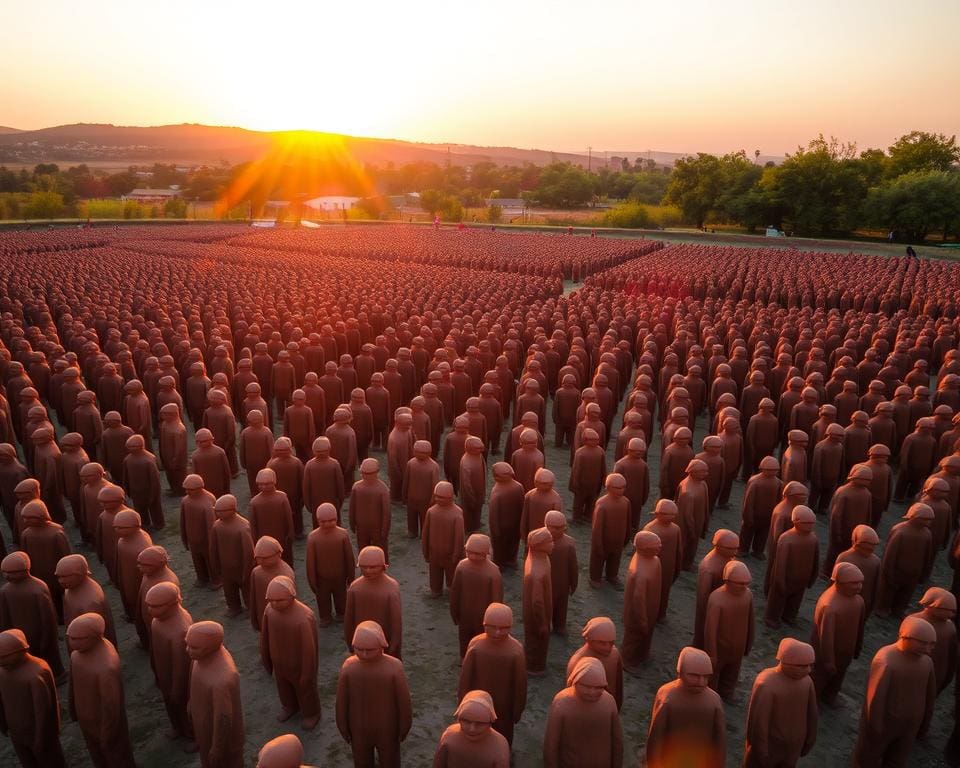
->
[2,378,957,768]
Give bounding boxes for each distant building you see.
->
[122,188,181,203]
[485,198,526,215]
[304,195,360,211]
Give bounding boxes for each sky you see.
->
[2,0,958,156]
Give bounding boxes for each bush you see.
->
[487,204,502,224]
[123,200,146,219]
[164,198,188,218]
[22,191,65,219]
[80,199,125,218]
[603,202,653,229]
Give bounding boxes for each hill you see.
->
[0,122,702,169]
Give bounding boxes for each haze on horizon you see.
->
[2,0,958,157]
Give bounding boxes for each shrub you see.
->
[603,201,652,229]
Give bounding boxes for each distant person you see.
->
[906,245,918,259]
[888,230,894,243]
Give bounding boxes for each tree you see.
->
[865,171,960,241]
[663,152,758,228]
[887,131,959,177]
[528,163,594,208]
[760,136,867,235]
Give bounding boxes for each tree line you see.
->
[1,132,957,241]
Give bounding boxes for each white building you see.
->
[304,195,361,211]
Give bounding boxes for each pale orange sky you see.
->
[2,0,958,155]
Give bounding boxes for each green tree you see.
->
[761,136,867,235]
[22,190,65,219]
[529,163,594,208]
[487,204,502,223]
[664,152,758,227]
[865,170,960,241]
[887,131,959,177]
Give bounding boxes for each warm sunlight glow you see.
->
[1,0,958,154]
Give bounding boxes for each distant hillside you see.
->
[0,126,23,135]
[0,122,706,169]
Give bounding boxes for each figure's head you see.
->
[482,602,513,641]
[776,638,815,680]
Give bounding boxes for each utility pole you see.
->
[588,146,592,172]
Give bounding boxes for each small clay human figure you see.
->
[185,363,212,431]
[303,436,346,526]
[809,423,846,514]
[810,561,865,704]
[73,391,103,468]
[454,436,484,533]
[336,620,412,768]
[157,402,188,494]
[268,437,306,538]
[135,544,178,649]
[18,500,71,621]
[520,467,564,544]
[645,647,725,768]
[622,530,662,672]
[894,417,938,501]
[402,440,440,537]
[836,523,881,619]
[113,508,153,621]
[909,587,957,695]
[821,463,874,578]
[190,428,232,499]
[717,416,743,508]
[123,379,152,448]
[660,426,694,500]
[763,483,809,590]
[101,411,134,483]
[744,397,778,479]
[703,560,754,700]
[325,406,359,488]
[240,409,275,497]
[178,474,216,587]
[30,426,65,524]
[0,552,63,684]
[422,481,465,596]
[676,459,711,571]
[248,467,295,567]
[692,528,740,648]
[876,502,935,618]
[283,389,316,464]
[59,433,89,527]
[570,428,606,523]
[566,616,624,711]
[186,620,245,768]
[249,536,296,632]
[450,533,503,657]
[434,689,510,768]
[921,475,953,552]
[349,457,391,561]
[738,455,782,558]
[344,546,402,658]
[853,616,937,767]
[640,500,681,620]
[511,426,545,493]
[589,473,631,587]
[764,504,819,628]
[387,411,416,502]
[543,656,622,768]
[121,433,164,529]
[614,437,649,534]
[349,389,374,461]
[0,443,29,542]
[458,602,527,745]
[256,733,307,768]
[780,429,809,485]
[523,527,554,675]
[66,613,136,768]
[488,462,525,568]
[241,381,272,432]
[260,575,321,729]
[209,494,255,617]
[144,581,194,745]
[0,627,66,768]
[306,503,355,626]
[56,554,117,648]
[543,509,579,636]
[743,638,818,768]
[862,443,893,528]
[694,434,725,516]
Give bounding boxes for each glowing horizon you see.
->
[2,0,958,157]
